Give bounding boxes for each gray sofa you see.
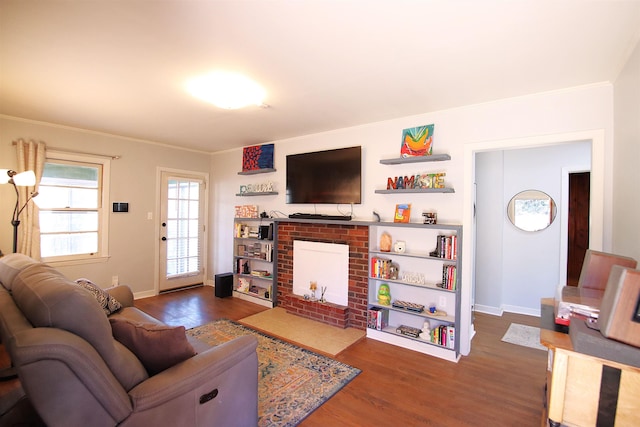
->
[0,254,259,427]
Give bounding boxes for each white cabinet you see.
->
[233,218,277,308]
[367,222,462,362]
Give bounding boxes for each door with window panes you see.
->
[159,172,205,291]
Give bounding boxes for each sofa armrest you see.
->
[125,335,259,427]
[10,328,133,427]
[107,285,134,308]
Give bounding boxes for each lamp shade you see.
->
[11,170,36,186]
[0,169,10,184]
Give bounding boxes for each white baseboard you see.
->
[502,305,540,317]
[474,304,503,316]
[474,304,541,318]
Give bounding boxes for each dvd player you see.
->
[288,213,352,221]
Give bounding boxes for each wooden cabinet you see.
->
[367,222,462,362]
[540,298,640,426]
[232,218,277,308]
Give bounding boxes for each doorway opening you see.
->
[566,172,590,286]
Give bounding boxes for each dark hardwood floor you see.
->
[136,286,548,427]
[0,286,547,426]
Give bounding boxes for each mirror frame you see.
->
[507,190,557,232]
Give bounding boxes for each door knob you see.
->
[161,237,167,241]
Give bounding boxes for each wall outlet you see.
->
[111,276,119,286]
[439,296,446,308]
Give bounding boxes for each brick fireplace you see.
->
[275,220,369,330]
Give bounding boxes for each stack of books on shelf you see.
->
[370,257,392,279]
[250,269,271,278]
[367,307,389,330]
[428,324,455,349]
[431,234,458,260]
[440,265,457,290]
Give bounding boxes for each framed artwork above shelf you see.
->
[380,154,451,165]
[375,188,455,194]
[238,168,276,175]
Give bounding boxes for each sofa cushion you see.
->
[0,253,38,291]
[109,318,196,375]
[12,263,148,390]
[75,278,122,315]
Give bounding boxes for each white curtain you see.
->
[14,139,46,258]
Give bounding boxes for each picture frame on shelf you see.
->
[400,124,434,158]
[394,203,411,223]
[242,143,274,172]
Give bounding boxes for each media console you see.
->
[288,213,352,221]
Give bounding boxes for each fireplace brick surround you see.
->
[276,220,369,330]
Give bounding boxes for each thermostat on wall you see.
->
[113,202,129,213]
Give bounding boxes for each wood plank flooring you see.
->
[0,286,547,425]
[137,286,548,426]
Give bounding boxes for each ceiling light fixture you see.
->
[186,71,266,110]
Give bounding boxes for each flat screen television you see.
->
[286,146,362,204]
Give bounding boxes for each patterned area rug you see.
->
[501,323,547,351]
[187,319,361,426]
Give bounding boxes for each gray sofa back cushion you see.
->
[0,253,38,291]
[12,263,148,390]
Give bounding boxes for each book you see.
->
[367,307,380,329]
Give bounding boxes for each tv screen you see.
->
[286,146,362,204]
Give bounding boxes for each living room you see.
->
[1,2,640,425]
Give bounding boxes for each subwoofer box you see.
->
[214,273,233,298]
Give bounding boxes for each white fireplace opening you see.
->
[292,240,349,306]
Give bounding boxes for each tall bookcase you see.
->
[232,217,277,308]
[367,222,462,362]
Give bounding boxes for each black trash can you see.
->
[214,273,233,298]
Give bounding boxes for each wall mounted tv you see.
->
[286,146,362,204]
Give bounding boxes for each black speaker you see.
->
[258,225,270,240]
[214,273,233,298]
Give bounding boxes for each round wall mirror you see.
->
[507,190,557,232]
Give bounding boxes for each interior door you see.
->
[159,172,205,291]
[566,171,590,286]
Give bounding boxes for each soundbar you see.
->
[288,213,352,221]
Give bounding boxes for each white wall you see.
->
[613,40,640,262]
[211,83,615,355]
[0,117,211,296]
[475,143,591,316]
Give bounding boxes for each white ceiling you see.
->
[2,1,639,153]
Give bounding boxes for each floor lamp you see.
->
[0,169,38,253]
[0,169,37,381]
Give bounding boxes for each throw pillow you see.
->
[109,318,196,375]
[75,278,122,316]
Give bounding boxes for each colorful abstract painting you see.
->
[242,143,274,171]
[400,124,434,157]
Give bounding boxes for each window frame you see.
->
[39,150,110,265]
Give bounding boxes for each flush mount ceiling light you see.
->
[186,71,266,110]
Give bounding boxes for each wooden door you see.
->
[567,172,590,286]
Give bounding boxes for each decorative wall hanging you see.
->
[386,172,445,190]
[242,143,274,172]
[400,124,434,157]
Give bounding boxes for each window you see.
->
[38,152,110,262]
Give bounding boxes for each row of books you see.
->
[427,324,455,349]
[367,307,389,330]
[440,265,457,290]
[236,242,273,262]
[370,257,393,279]
[433,234,458,260]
